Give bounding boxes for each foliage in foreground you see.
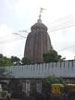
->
[0,54,13,67]
[0,67,12,78]
[44,75,65,85]
[42,75,66,99]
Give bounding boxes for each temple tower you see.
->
[24,10,53,63]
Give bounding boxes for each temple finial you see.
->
[38,8,45,23]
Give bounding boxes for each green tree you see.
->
[10,56,21,65]
[43,50,65,63]
[0,54,13,78]
[0,54,3,58]
[0,54,12,67]
[0,67,12,78]
[42,75,66,100]
[21,57,30,65]
[44,75,65,85]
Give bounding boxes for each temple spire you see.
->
[37,8,45,23]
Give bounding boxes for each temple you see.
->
[24,10,53,63]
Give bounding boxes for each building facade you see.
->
[1,60,75,99]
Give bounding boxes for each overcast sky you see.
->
[0,0,75,60]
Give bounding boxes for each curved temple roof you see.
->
[24,21,53,63]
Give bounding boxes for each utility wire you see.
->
[0,38,25,44]
[0,21,75,45]
[49,23,75,32]
[0,32,27,44]
[13,33,26,38]
[58,45,75,52]
[19,30,28,33]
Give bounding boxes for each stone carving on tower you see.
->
[24,8,53,63]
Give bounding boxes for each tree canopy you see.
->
[44,75,65,85]
[10,56,21,65]
[0,67,12,78]
[43,50,65,63]
[0,54,13,67]
[21,57,31,65]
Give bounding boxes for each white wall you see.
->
[3,60,75,78]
